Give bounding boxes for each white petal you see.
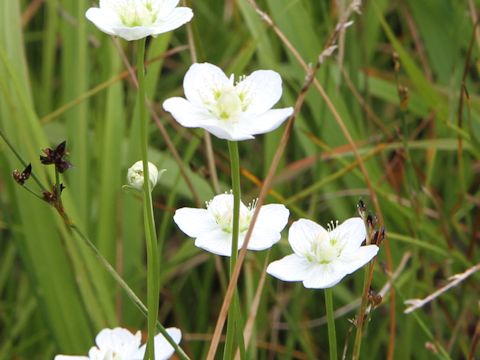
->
[256,204,289,232]
[152,7,193,35]
[302,263,346,289]
[163,97,255,140]
[195,228,242,256]
[174,208,217,238]
[288,219,328,257]
[240,107,293,134]
[247,226,282,251]
[238,108,293,137]
[339,245,379,275]
[183,63,231,107]
[236,70,283,114]
[248,204,289,250]
[110,25,157,41]
[155,327,182,360]
[54,356,88,360]
[266,254,312,281]
[95,327,141,354]
[163,97,214,128]
[155,0,181,17]
[135,327,181,360]
[330,217,366,251]
[201,122,255,141]
[85,8,119,36]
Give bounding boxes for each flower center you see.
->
[207,196,254,233]
[207,88,242,121]
[305,231,342,264]
[114,0,158,27]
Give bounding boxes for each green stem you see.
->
[224,141,243,360]
[20,185,44,201]
[324,288,337,360]
[137,38,159,360]
[70,225,190,360]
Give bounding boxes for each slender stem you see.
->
[54,168,64,211]
[224,141,242,359]
[137,38,159,360]
[20,185,44,201]
[352,264,371,360]
[69,224,190,360]
[0,127,47,191]
[324,288,337,360]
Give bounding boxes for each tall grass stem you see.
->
[324,288,337,360]
[224,141,243,359]
[137,38,160,360]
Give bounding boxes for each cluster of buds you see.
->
[355,199,386,313]
[40,141,72,173]
[368,288,383,308]
[12,141,72,213]
[357,199,385,246]
[12,164,32,185]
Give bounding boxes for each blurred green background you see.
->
[0,0,479,359]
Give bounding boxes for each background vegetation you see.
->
[0,0,479,359]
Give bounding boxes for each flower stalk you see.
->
[224,140,243,359]
[324,288,337,360]
[137,38,160,360]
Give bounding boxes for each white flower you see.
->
[85,0,193,41]
[54,327,181,360]
[127,160,163,191]
[173,193,289,256]
[162,63,294,141]
[266,218,379,289]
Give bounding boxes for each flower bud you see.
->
[127,161,160,191]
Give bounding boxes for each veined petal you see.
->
[247,226,282,251]
[256,204,289,232]
[155,327,181,360]
[95,328,141,355]
[194,228,241,256]
[236,70,283,114]
[266,254,312,281]
[54,356,88,360]
[155,0,180,17]
[330,217,366,251]
[183,63,231,107]
[174,208,217,238]
[200,121,255,141]
[248,204,289,250]
[288,219,328,257]
[134,327,181,360]
[85,8,119,36]
[339,245,379,274]
[110,25,158,41]
[152,7,193,34]
[163,97,213,128]
[238,107,293,137]
[302,263,346,289]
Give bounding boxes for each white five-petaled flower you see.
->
[127,160,164,191]
[174,193,289,256]
[85,0,193,41]
[54,327,181,360]
[266,218,379,289]
[163,63,294,141]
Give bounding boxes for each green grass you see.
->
[1,0,479,359]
